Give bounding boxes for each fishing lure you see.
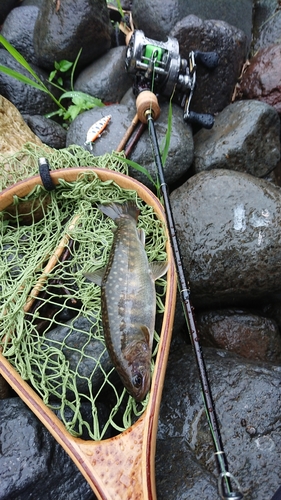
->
[85,115,111,149]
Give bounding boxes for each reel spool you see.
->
[125,29,219,129]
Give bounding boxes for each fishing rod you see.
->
[124,29,244,499]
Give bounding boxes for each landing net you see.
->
[0,144,167,440]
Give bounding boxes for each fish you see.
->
[85,115,111,148]
[85,202,169,402]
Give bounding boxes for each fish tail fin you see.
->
[98,201,140,222]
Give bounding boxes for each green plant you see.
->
[49,58,74,89]
[0,34,104,125]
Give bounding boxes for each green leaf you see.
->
[48,69,57,82]
[70,48,82,91]
[59,91,104,107]
[112,154,156,187]
[0,34,43,85]
[0,65,47,91]
[45,109,64,119]
[57,77,63,86]
[58,60,73,72]
[63,104,81,121]
[161,98,173,165]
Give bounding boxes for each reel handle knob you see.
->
[193,50,219,69]
[184,110,214,129]
[136,90,161,123]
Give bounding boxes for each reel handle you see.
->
[184,110,214,129]
[193,50,219,69]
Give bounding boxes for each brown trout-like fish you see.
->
[85,201,168,402]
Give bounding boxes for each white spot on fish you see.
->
[233,204,246,231]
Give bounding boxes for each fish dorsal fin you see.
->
[83,267,106,287]
[138,228,145,246]
[149,261,169,281]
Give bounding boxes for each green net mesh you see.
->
[0,144,167,441]
[0,142,128,191]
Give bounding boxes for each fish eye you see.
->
[132,374,143,389]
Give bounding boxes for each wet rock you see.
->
[196,308,281,363]
[43,315,112,399]
[33,0,112,71]
[74,46,132,104]
[0,397,95,500]
[239,44,281,115]
[263,300,281,332]
[119,87,137,109]
[66,103,131,153]
[128,101,194,188]
[156,437,218,499]
[0,374,11,399]
[252,0,281,53]
[66,102,194,189]
[193,100,280,177]
[21,0,44,6]
[0,0,18,24]
[132,0,253,45]
[0,96,48,158]
[170,169,281,308]
[24,115,67,149]
[170,16,248,115]
[0,49,58,115]
[1,6,40,66]
[158,341,281,500]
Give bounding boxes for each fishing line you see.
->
[138,102,243,499]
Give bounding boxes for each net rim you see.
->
[0,166,177,497]
[0,167,164,216]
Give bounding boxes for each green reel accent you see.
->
[144,44,165,67]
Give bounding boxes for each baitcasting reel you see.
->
[125,29,218,129]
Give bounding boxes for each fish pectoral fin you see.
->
[149,261,169,280]
[83,267,106,287]
[138,228,145,246]
[140,325,151,345]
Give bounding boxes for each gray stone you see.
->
[156,437,218,499]
[128,102,194,189]
[66,103,132,153]
[193,100,280,177]
[66,101,194,189]
[1,6,40,66]
[132,0,253,46]
[170,169,281,308]
[0,0,18,24]
[238,45,281,116]
[33,0,112,71]
[21,0,44,5]
[0,397,95,500]
[74,46,132,104]
[43,315,112,399]
[195,308,281,363]
[158,341,281,500]
[252,0,281,53]
[24,115,67,149]
[170,16,248,115]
